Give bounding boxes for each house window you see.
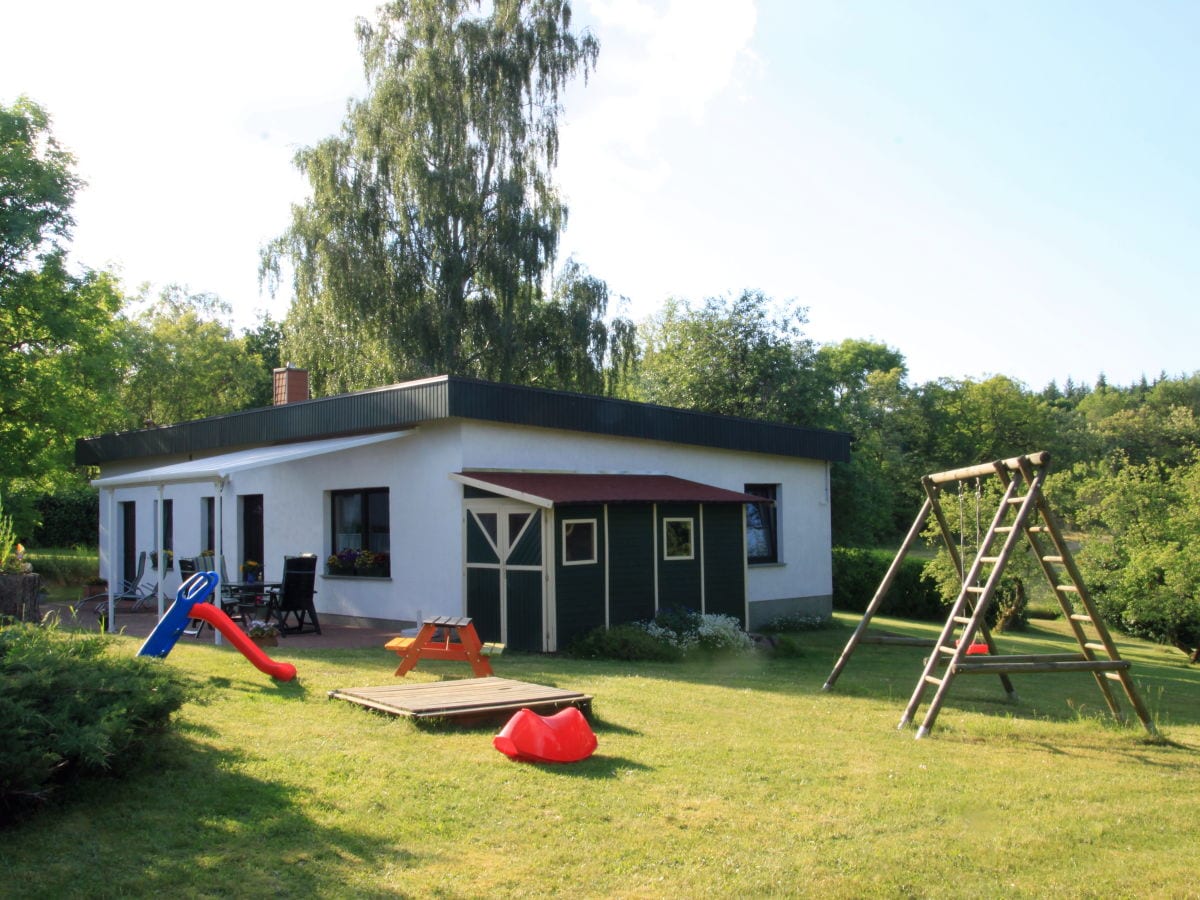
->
[329,489,390,575]
[745,484,778,564]
[663,517,694,560]
[562,519,597,565]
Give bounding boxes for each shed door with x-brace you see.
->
[464,503,544,651]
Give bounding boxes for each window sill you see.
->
[322,573,393,581]
[748,561,785,569]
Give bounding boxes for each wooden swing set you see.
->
[823,451,1155,739]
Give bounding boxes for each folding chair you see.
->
[93,551,156,615]
[270,555,320,635]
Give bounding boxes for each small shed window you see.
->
[663,517,694,560]
[562,519,597,565]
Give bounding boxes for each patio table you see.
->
[221,581,281,620]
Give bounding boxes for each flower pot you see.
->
[250,634,278,648]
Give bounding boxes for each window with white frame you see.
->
[562,519,597,565]
[662,517,694,560]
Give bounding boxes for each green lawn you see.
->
[5,615,1199,898]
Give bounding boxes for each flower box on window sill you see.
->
[325,566,391,579]
[326,550,389,579]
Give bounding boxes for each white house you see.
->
[77,372,851,650]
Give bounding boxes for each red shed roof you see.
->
[451,472,764,508]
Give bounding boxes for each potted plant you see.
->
[246,620,279,647]
[326,548,358,576]
[149,549,174,571]
[354,549,390,577]
[241,560,262,583]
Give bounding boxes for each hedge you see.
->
[831,547,945,622]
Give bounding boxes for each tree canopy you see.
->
[0,97,80,278]
[265,0,628,392]
[0,98,126,499]
[626,291,820,425]
[115,288,275,430]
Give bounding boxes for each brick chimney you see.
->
[273,365,310,405]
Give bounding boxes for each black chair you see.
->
[270,555,320,635]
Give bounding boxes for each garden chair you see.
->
[93,551,155,615]
[269,555,320,635]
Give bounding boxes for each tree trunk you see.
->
[0,574,43,622]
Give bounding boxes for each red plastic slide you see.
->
[189,604,298,682]
[493,707,596,763]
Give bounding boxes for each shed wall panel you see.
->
[553,504,606,650]
[656,503,702,613]
[702,505,747,625]
[607,505,656,626]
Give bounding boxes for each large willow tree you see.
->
[265,0,628,393]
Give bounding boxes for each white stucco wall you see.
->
[96,417,834,627]
[452,420,833,617]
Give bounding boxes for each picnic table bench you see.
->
[384,616,500,677]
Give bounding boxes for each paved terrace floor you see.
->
[41,601,403,650]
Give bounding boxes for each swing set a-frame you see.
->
[823,451,1156,739]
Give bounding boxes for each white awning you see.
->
[91,431,410,489]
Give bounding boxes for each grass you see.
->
[4,615,1200,897]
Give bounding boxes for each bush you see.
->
[565,623,681,662]
[643,607,755,655]
[832,548,945,621]
[33,488,99,548]
[757,613,831,634]
[762,633,806,658]
[24,548,100,586]
[0,622,191,823]
[5,485,99,548]
[566,608,757,661]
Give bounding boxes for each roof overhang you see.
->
[451,471,767,509]
[91,431,410,489]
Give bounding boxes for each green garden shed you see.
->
[454,472,765,651]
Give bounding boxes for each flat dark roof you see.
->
[75,375,851,467]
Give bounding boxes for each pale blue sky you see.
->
[4,1,1197,389]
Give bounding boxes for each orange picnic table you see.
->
[384,616,495,677]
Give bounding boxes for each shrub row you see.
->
[566,608,755,661]
[831,547,945,622]
[0,622,191,823]
[25,549,100,586]
[6,486,99,549]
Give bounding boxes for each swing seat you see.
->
[955,640,989,655]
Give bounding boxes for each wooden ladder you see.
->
[826,452,1156,739]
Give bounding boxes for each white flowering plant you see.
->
[636,607,754,656]
[246,619,279,638]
